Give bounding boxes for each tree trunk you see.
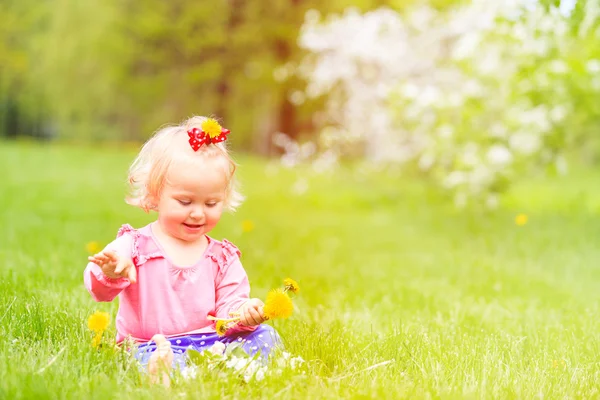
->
[216,0,244,121]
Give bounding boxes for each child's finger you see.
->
[114,259,128,275]
[96,253,109,263]
[114,265,125,275]
[239,308,250,326]
[251,307,263,325]
[91,258,105,267]
[105,251,118,263]
[253,299,265,308]
[92,257,105,266]
[127,265,137,284]
[246,307,261,326]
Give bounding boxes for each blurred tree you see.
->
[105,0,230,141]
[246,0,405,154]
[3,0,411,147]
[0,0,50,138]
[6,0,562,154]
[39,0,125,141]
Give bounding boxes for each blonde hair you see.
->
[126,116,244,212]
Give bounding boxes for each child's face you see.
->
[156,159,228,243]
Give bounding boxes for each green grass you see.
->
[1,141,600,399]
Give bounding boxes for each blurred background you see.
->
[5,2,600,397]
[1,0,599,205]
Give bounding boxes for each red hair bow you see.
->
[187,119,230,151]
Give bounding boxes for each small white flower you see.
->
[243,360,261,382]
[233,357,249,372]
[276,357,286,369]
[509,132,541,155]
[437,124,454,139]
[225,356,239,369]
[485,194,499,209]
[401,83,420,99]
[586,59,600,74]
[486,145,513,167]
[255,366,267,381]
[181,365,198,380]
[418,153,435,171]
[290,356,305,370]
[443,171,467,188]
[549,59,568,74]
[549,105,567,122]
[209,342,225,355]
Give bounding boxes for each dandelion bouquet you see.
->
[210,278,300,336]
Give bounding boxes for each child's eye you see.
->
[177,199,191,206]
[206,202,217,208]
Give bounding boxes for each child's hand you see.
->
[88,250,137,283]
[237,298,266,326]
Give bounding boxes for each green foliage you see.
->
[0,0,392,146]
[0,0,50,137]
[1,0,475,146]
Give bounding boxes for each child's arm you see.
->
[214,257,262,333]
[84,234,136,302]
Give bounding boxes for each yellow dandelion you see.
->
[263,288,293,320]
[92,332,103,348]
[88,311,110,333]
[86,241,102,255]
[515,213,528,226]
[241,220,255,233]
[215,320,229,336]
[201,118,222,139]
[283,278,300,294]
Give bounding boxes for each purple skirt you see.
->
[134,324,281,370]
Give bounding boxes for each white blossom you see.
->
[290,356,305,370]
[487,145,513,167]
[509,132,542,155]
[290,0,595,206]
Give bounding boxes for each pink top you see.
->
[84,223,255,343]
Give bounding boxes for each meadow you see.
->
[1,141,600,399]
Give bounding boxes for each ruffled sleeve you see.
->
[210,240,257,334]
[117,224,140,265]
[83,224,136,302]
[119,223,163,267]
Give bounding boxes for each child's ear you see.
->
[144,194,159,212]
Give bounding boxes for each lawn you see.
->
[1,141,600,399]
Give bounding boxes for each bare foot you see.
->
[148,334,174,388]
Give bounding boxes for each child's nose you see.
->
[189,206,204,220]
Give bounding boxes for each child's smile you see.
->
[182,222,205,233]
